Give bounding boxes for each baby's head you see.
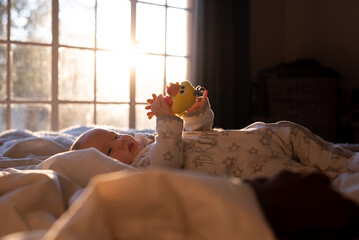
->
[71,128,143,165]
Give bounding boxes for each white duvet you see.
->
[0,126,358,240]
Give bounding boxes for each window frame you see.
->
[0,0,193,131]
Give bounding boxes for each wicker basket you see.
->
[266,77,338,141]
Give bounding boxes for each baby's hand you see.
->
[187,90,208,113]
[145,94,174,119]
[151,94,174,117]
[145,94,157,119]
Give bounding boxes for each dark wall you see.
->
[250,0,359,142]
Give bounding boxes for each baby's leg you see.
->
[226,123,318,179]
[270,121,358,176]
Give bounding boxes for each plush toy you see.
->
[165,81,205,116]
[146,81,205,118]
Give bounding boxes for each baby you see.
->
[71,92,208,164]
[71,91,359,179]
[70,128,143,165]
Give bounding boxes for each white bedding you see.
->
[0,125,358,239]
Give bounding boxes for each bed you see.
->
[0,125,359,240]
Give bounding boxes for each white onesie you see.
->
[132,101,358,179]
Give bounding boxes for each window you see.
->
[0,0,192,131]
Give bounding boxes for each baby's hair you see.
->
[70,127,115,151]
[70,129,93,151]
[70,139,81,151]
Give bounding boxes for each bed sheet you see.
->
[0,125,358,239]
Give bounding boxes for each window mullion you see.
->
[129,0,137,129]
[51,0,59,131]
[6,0,11,129]
[163,3,168,95]
[94,0,98,125]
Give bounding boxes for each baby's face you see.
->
[78,128,143,165]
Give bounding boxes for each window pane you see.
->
[136,104,155,130]
[136,3,165,54]
[59,104,94,130]
[167,0,190,8]
[0,104,5,131]
[0,44,5,100]
[12,44,51,100]
[11,0,51,43]
[97,0,130,51]
[167,8,188,56]
[96,104,129,129]
[59,48,94,101]
[97,51,130,102]
[0,1,6,39]
[59,0,95,47]
[139,0,165,5]
[135,54,164,102]
[11,104,50,131]
[166,56,187,85]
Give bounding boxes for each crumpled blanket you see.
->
[0,125,358,240]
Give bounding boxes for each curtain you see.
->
[191,0,251,129]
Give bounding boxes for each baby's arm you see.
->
[147,94,184,169]
[183,91,214,131]
[149,115,184,169]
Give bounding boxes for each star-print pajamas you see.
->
[132,101,359,179]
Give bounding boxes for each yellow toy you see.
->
[146,81,206,119]
[166,81,204,115]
